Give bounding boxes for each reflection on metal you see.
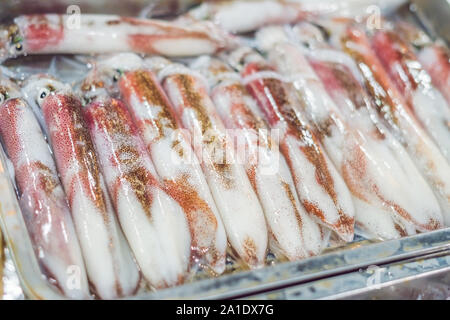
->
[135,228,449,299]
[340,265,450,300]
[247,251,450,299]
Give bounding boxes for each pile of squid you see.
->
[0,0,449,299]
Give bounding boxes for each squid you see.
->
[265,24,444,238]
[418,45,450,108]
[178,0,310,34]
[232,48,355,242]
[0,77,89,299]
[193,56,328,259]
[395,21,450,107]
[371,29,450,162]
[338,24,450,225]
[21,75,140,299]
[0,14,238,61]
[82,93,192,288]
[147,57,268,268]
[178,0,406,34]
[80,53,227,274]
[117,64,227,274]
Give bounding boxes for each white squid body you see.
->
[10,14,236,59]
[116,68,227,274]
[81,53,227,274]
[83,97,191,288]
[339,26,450,226]
[237,48,355,242]
[194,57,327,259]
[0,89,89,299]
[21,76,139,299]
[323,69,444,237]
[266,40,444,238]
[151,59,268,268]
[408,86,450,162]
[181,0,306,34]
[371,30,450,163]
[394,21,450,108]
[181,0,406,33]
[306,49,444,238]
[417,45,450,107]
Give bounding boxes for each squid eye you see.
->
[36,87,51,106]
[0,91,9,105]
[11,35,23,53]
[112,69,123,82]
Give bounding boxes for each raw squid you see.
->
[178,0,310,34]
[339,24,450,225]
[418,45,450,108]
[148,57,268,268]
[395,21,450,107]
[83,94,192,287]
[116,65,227,274]
[179,0,406,33]
[21,75,139,299]
[0,78,89,299]
[0,14,238,61]
[193,56,327,259]
[371,29,450,161]
[233,48,355,242]
[257,26,443,238]
[80,53,227,274]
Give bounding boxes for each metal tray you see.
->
[0,0,449,300]
[247,238,450,299]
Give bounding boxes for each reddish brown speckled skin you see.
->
[23,15,64,51]
[341,25,450,224]
[119,17,226,54]
[41,92,140,298]
[83,97,160,219]
[0,99,33,190]
[119,70,222,263]
[0,98,89,297]
[311,59,444,232]
[0,99,66,240]
[374,28,450,110]
[372,30,422,104]
[123,22,220,55]
[11,14,236,60]
[0,99,62,213]
[242,61,354,238]
[41,93,109,216]
[119,69,179,142]
[213,83,268,132]
[341,26,412,131]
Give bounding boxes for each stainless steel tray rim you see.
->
[132,227,450,300]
